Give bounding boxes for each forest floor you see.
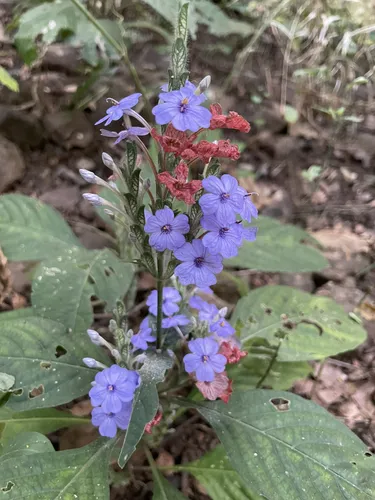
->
[1,3,375,497]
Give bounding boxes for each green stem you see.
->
[156,253,164,349]
[256,341,281,389]
[69,0,152,119]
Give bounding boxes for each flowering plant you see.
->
[0,5,372,500]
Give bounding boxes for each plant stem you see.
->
[69,0,152,119]
[256,341,281,388]
[156,253,164,349]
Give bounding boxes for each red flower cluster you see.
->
[196,372,233,403]
[209,104,250,133]
[158,161,202,205]
[219,341,248,364]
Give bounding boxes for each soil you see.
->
[1,2,375,498]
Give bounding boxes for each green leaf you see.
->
[0,374,15,393]
[179,446,261,499]
[283,104,299,123]
[232,285,367,361]
[226,216,328,272]
[0,67,19,92]
[15,1,122,66]
[0,438,112,499]
[0,432,54,463]
[32,247,134,333]
[150,453,187,500]
[118,352,173,468]
[0,309,109,410]
[177,390,375,500]
[228,340,311,390]
[0,407,89,444]
[0,194,82,262]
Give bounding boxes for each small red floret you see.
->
[144,410,163,434]
[158,161,202,205]
[209,103,251,133]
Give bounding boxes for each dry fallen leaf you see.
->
[358,301,375,322]
[312,226,370,257]
[0,247,12,305]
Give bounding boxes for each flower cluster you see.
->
[89,364,140,438]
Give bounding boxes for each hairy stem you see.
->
[156,253,164,348]
[69,0,152,119]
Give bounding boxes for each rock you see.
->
[75,157,96,172]
[43,111,94,149]
[0,135,25,192]
[0,108,44,148]
[42,44,82,74]
[312,226,370,255]
[40,186,81,214]
[279,273,314,293]
[316,279,363,313]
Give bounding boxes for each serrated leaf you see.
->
[226,216,328,272]
[0,67,19,92]
[0,407,89,444]
[32,247,134,333]
[0,194,82,262]
[0,438,112,499]
[232,285,367,361]
[176,390,375,500]
[0,432,54,463]
[179,446,261,499]
[0,308,109,411]
[118,352,173,468]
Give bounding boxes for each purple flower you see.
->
[189,296,219,322]
[130,319,156,351]
[100,127,149,145]
[147,287,181,316]
[183,337,226,382]
[95,93,142,126]
[201,215,243,258]
[89,365,140,413]
[197,286,213,295]
[199,175,244,224]
[92,402,132,438]
[210,318,235,338]
[174,239,223,288]
[162,314,190,328]
[144,207,189,252]
[240,225,258,243]
[237,188,258,223]
[152,82,212,132]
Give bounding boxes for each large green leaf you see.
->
[0,432,54,463]
[0,67,19,92]
[0,438,112,499]
[0,194,81,261]
[0,407,89,444]
[118,352,173,468]
[226,216,328,272]
[32,247,134,333]
[152,462,187,500]
[0,309,109,410]
[177,391,375,500]
[15,1,122,66]
[178,446,261,500]
[232,285,367,361]
[228,339,311,390]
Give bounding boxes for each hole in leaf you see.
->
[264,307,272,315]
[351,461,357,465]
[12,388,23,396]
[29,385,44,399]
[270,397,290,411]
[88,275,96,285]
[55,345,67,358]
[364,452,372,457]
[283,320,295,330]
[1,481,14,492]
[40,361,51,370]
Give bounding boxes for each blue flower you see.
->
[152,82,212,132]
[144,207,189,252]
[162,314,190,328]
[201,215,243,258]
[100,126,149,145]
[189,296,219,322]
[91,402,132,438]
[130,319,156,350]
[89,365,140,413]
[174,239,223,288]
[240,225,258,243]
[199,175,244,224]
[147,287,181,316]
[95,93,142,126]
[183,337,226,382]
[237,188,258,222]
[210,318,235,338]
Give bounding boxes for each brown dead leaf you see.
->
[312,226,370,257]
[0,247,12,305]
[156,450,175,476]
[358,301,375,322]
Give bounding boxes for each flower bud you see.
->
[111,348,121,362]
[102,152,116,170]
[83,357,99,368]
[87,329,101,345]
[218,306,228,318]
[79,169,97,184]
[195,75,211,95]
[82,193,104,206]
